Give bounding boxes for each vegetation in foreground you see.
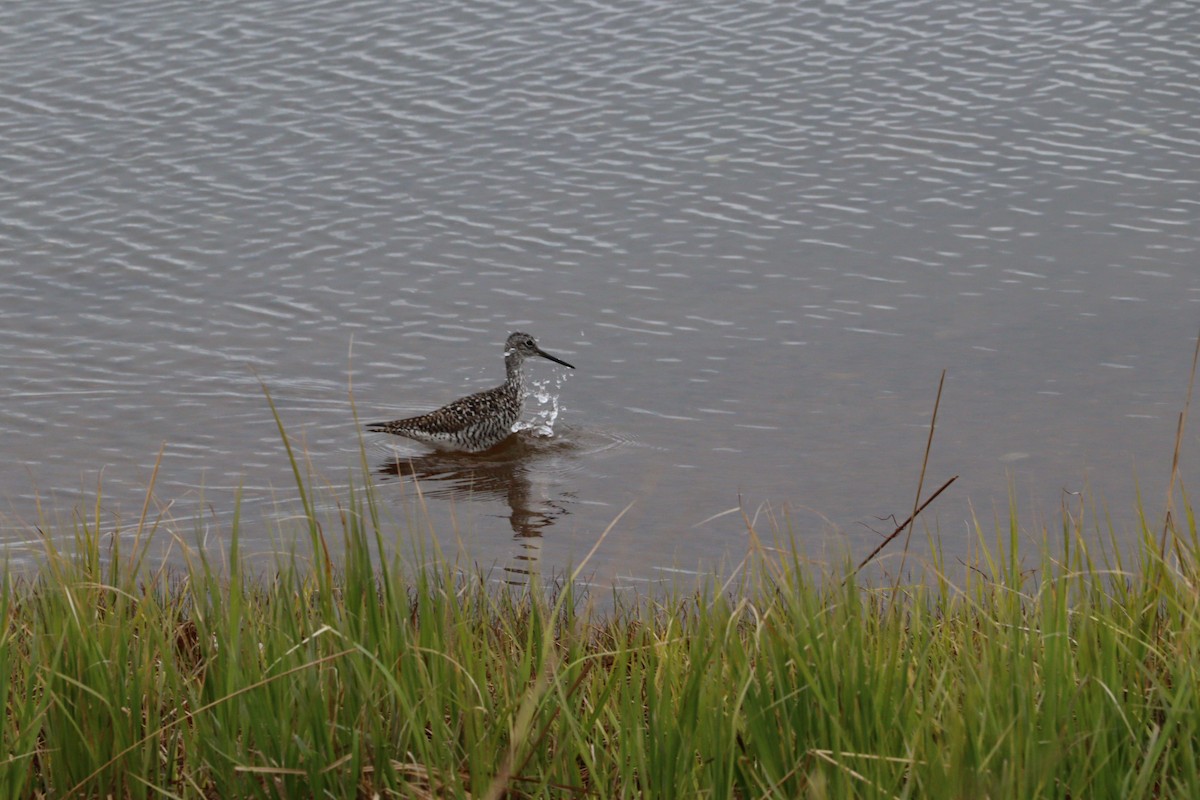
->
[0,464,1197,800]
[5,359,1200,800]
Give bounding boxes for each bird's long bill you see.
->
[536,347,575,369]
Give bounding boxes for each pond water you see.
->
[2,0,1199,588]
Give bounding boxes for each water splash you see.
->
[515,373,569,438]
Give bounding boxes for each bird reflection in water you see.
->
[375,435,574,586]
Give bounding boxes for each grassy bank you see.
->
[1,464,1197,799]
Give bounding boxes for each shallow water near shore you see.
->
[2,0,1199,587]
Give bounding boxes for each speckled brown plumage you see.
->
[367,332,575,452]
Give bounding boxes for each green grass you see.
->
[2,464,1197,799]
[4,363,1199,799]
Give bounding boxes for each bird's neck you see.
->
[504,353,526,388]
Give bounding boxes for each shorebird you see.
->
[366,331,575,452]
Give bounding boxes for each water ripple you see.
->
[2,0,1199,578]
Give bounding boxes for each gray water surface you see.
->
[2,0,1199,586]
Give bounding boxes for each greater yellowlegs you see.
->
[366,331,575,452]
